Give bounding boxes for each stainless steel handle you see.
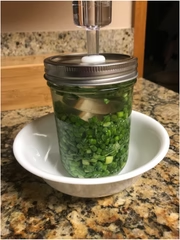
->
[72,1,112,55]
[72,1,112,29]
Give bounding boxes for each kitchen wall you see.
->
[1,1,134,57]
[2,1,132,32]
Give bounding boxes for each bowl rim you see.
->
[13,111,170,185]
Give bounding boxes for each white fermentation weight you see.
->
[81,55,106,64]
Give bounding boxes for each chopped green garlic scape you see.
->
[52,81,134,178]
[55,110,130,178]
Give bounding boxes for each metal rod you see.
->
[86,29,99,55]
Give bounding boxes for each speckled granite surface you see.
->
[1,29,133,56]
[1,78,179,239]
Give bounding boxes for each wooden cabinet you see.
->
[133,1,147,77]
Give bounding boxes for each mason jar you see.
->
[44,53,138,178]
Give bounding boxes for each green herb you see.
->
[105,156,113,164]
[55,112,130,178]
[51,80,136,178]
[104,98,110,104]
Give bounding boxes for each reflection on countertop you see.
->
[1,78,179,239]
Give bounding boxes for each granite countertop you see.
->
[1,78,179,239]
[1,29,133,57]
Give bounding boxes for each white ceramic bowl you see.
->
[13,111,169,198]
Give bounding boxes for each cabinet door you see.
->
[133,1,147,77]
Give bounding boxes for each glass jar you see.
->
[44,53,138,178]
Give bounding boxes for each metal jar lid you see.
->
[44,53,138,86]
